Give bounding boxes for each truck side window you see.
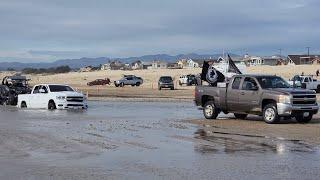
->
[304,78,309,83]
[232,77,242,89]
[33,86,40,94]
[242,77,258,90]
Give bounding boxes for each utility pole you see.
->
[278,48,282,59]
[306,47,310,56]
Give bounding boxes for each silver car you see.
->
[114,75,143,87]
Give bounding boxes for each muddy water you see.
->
[0,101,319,180]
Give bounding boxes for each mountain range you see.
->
[0,53,240,70]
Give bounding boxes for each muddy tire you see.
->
[21,101,27,108]
[263,103,279,124]
[234,113,248,119]
[48,101,56,110]
[203,101,218,119]
[295,113,313,123]
[316,85,320,93]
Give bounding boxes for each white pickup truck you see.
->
[288,75,320,92]
[18,84,88,110]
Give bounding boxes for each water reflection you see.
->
[194,128,318,155]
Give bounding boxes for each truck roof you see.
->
[33,84,70,87]
[233,74,278,78]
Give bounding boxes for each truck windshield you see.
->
[49,85,74,92]
[257,76,291,89]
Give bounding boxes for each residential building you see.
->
[287,55,320,65]
[152,60,168,69]
[101,63,111,70]
[131,60,143,70]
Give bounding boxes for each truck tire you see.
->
[295,113,313,123]
[316,85,320,93]
[21,101,27,108]
[136,82,140,86]
[171,87,174,90]
[234,113,248,119]
[120,82,124,87]
[203,101,218,119]
[158,87,162,90]
[48,101,56,110]
[262,103,279,124]
[179,81,182,86]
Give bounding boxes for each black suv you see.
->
[158,76,174,90]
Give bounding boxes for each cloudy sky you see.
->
[0,0,319,62]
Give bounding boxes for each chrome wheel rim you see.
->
[205,104,214,117]
[265,108,275,122]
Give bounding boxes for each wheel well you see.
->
[21,101,26,105]
[201,95,214,107]
[262,99,277,109]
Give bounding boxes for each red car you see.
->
[87,78,111,86]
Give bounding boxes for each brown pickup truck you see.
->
[194,75,319,123]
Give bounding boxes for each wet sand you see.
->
[0,101,320,179]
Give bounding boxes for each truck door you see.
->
[29,85,40,108]
[226,77,242,111]
[39,85,50,108]
[238,77,260,112]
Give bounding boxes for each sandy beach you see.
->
[1,64,320,99]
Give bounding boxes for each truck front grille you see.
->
[66,96,84,102]
[292,94,316,105]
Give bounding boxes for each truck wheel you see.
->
[120,82,124,87]
[179,81,182,86]
[234,113,248,119]
[115,84,119,87]
[316,85,320,93]
[203,101,218,119]
[295,113,313,123]
[171,87,174,90]
[21,101,27,108]
[136,82,140,86]
[48,101,56,110]
[263,103,279,124]
[158,87,162,90]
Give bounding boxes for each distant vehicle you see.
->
[114,75,143,87]
[288,75,320,92]
[0,85,10,105]
[179,74,198,86]
[0,75,31,105]
[158,76,174,90]
[87,78,111,86]
[195,75,318,124]
[18,84,88,110]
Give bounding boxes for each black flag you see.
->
[228,54,242,74]
[201,61,225,86]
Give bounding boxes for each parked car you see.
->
[114,75,143,87]
[18,84,88,110]
[179,74,198,86]
[288,75,320,92]
[87,78,111,86]
[194,75,318,124]
[158,76,174,90]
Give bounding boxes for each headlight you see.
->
[279,95,291,104]
[56,96,66,100]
